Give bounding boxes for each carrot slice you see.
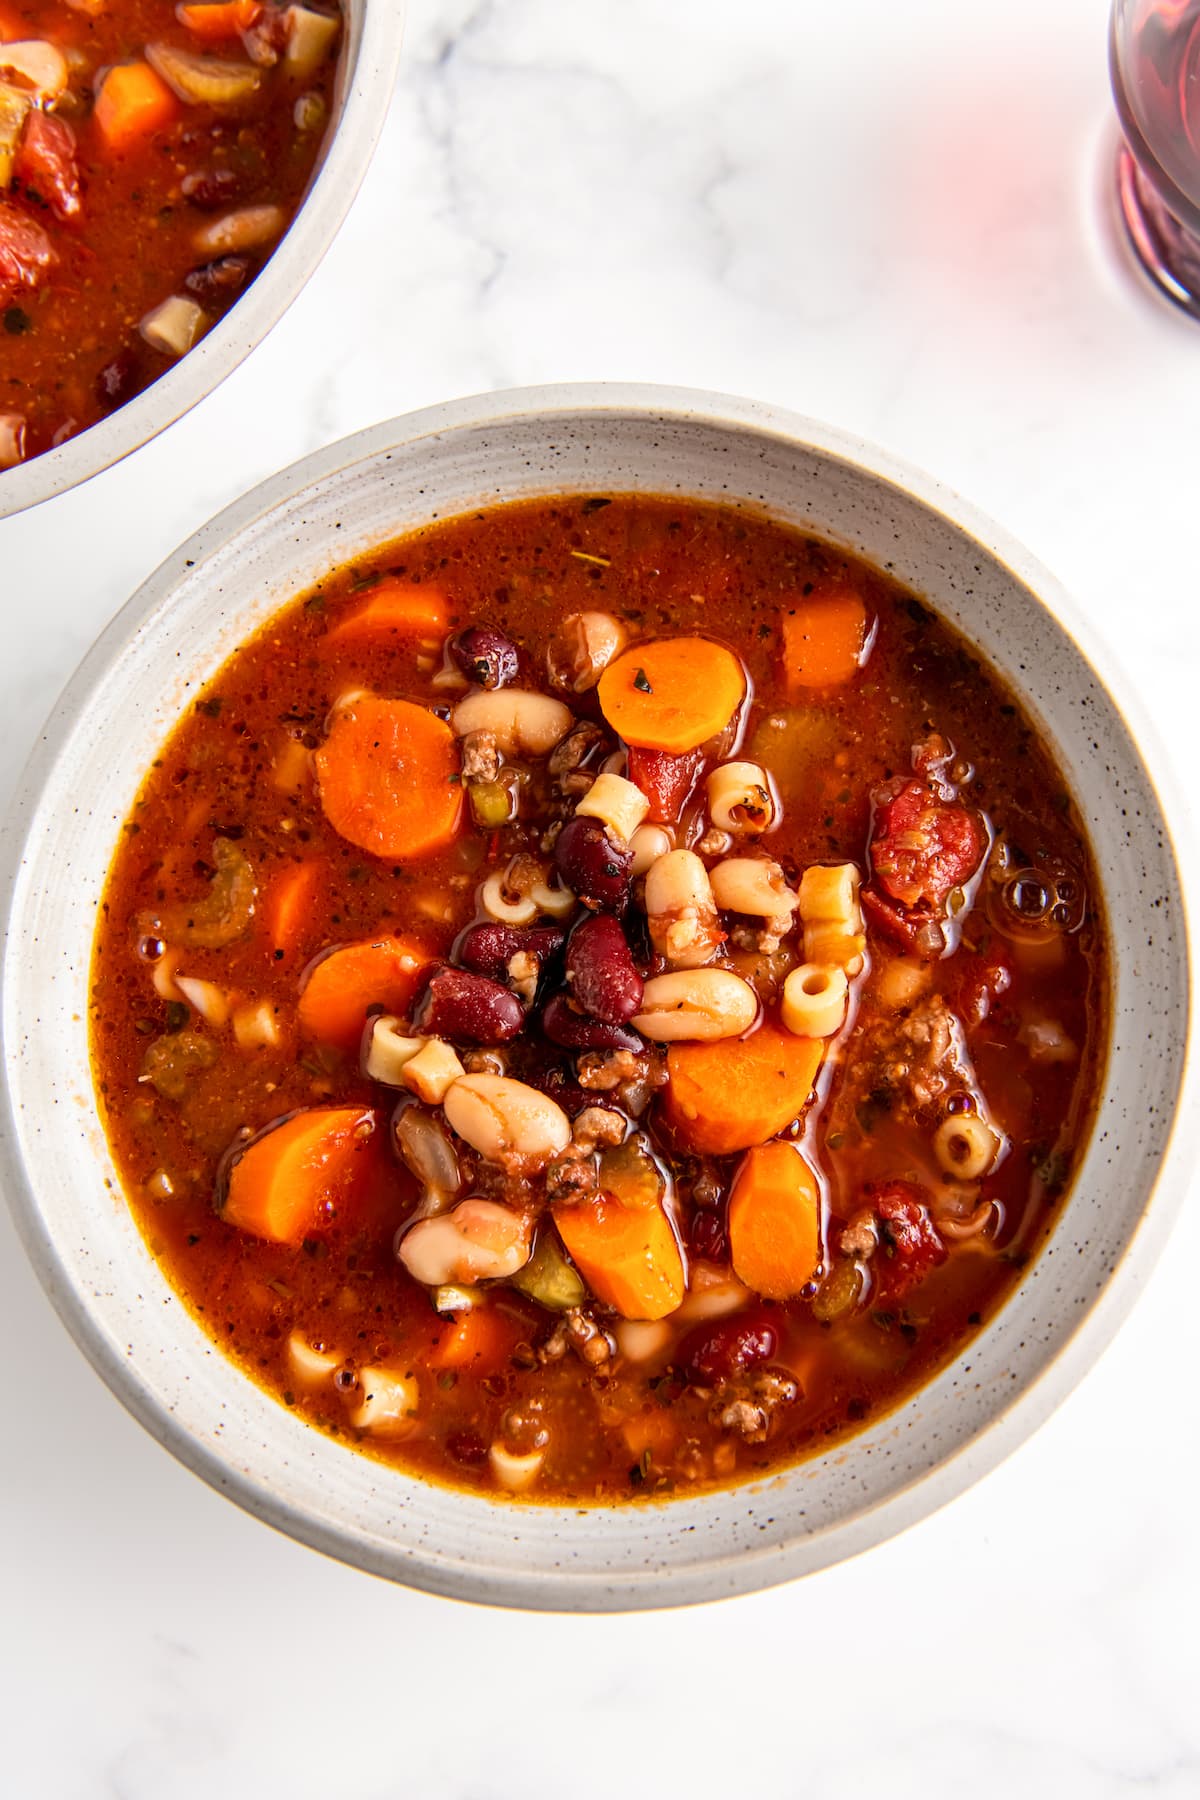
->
[663,1022,824,1155]
[727,1140,821,1300]
[93,62,177,152]
[323,579,447,648]
[314,695,462,860]
[780,587,872,693]
[553,1191,685,1321]
[176,1,262,37]
[222,1106,375,1244]
[267,860,324,957]
[428,1305,523,1373]
[298,934,431,1053]
[597,638,746,753]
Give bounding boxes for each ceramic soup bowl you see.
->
[1,385,1191,1609]
[0,0,405,520]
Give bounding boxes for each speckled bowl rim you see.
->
[1,384,1194,1610]
[0,1,405,521]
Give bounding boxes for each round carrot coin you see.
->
[314,694,462,859]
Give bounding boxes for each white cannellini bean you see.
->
[399,1198,533,1285]
[629,824,673,877]
[452,688,573,758]
[442,1074,571,1166]
[575,772,649,843]
[632,968,758,1042]
[349,1367,419,1436]
[546,611,628,692]
[643,849,723,968]
[193,204,286,259]
[286,1331,341,1386]
[706,761,775,835]
[709,856,798,922]
[488,1443,545,1492]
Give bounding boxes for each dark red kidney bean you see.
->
[565,913,643,1024]
[688,1208,728,1263]
[181,166,250,210]
[541,994,642,1052]
[680,1311,778,1386]
[451,626,519,690]
[412,966,525,1043]
[445,1428,489,1469]
[554,816,631,911]
[184,255,252,307]
[455,922,566,984]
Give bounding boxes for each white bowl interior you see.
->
[0,0,404,521]
[1,389,1189,1609]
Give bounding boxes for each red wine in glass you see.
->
[1110,0,1200,314]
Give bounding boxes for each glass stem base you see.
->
[1116,143,1200,320]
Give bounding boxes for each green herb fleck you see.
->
[165,1000,189,1034]
[633,667,653,694]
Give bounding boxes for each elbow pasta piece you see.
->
[402,1037,465,1106]
[803,918,867,975]
[933,1113,1001,1181]
[706,762,776,835]
[798,861,861,926]
[489,1443,546,1492]
[481,868,539,926]
[349,1367,420,1437]
[575,772,650,842]
[781,963,848,1038]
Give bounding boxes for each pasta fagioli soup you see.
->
[89,494,1107,1502]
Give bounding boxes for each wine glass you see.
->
[1110,0,1200,316]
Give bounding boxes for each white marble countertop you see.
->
[3,0,1198,1792]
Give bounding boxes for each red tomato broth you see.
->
[89,495,1108,1503]
[0,1,341,468]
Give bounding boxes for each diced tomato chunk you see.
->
[626,745,705,823]
[15,111,82,224]
[0,202,54,308]
[870,1180,947,1301]
[870,779,984,911]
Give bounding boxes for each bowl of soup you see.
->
[1,384,1191,1608]
[0,0,402,517]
